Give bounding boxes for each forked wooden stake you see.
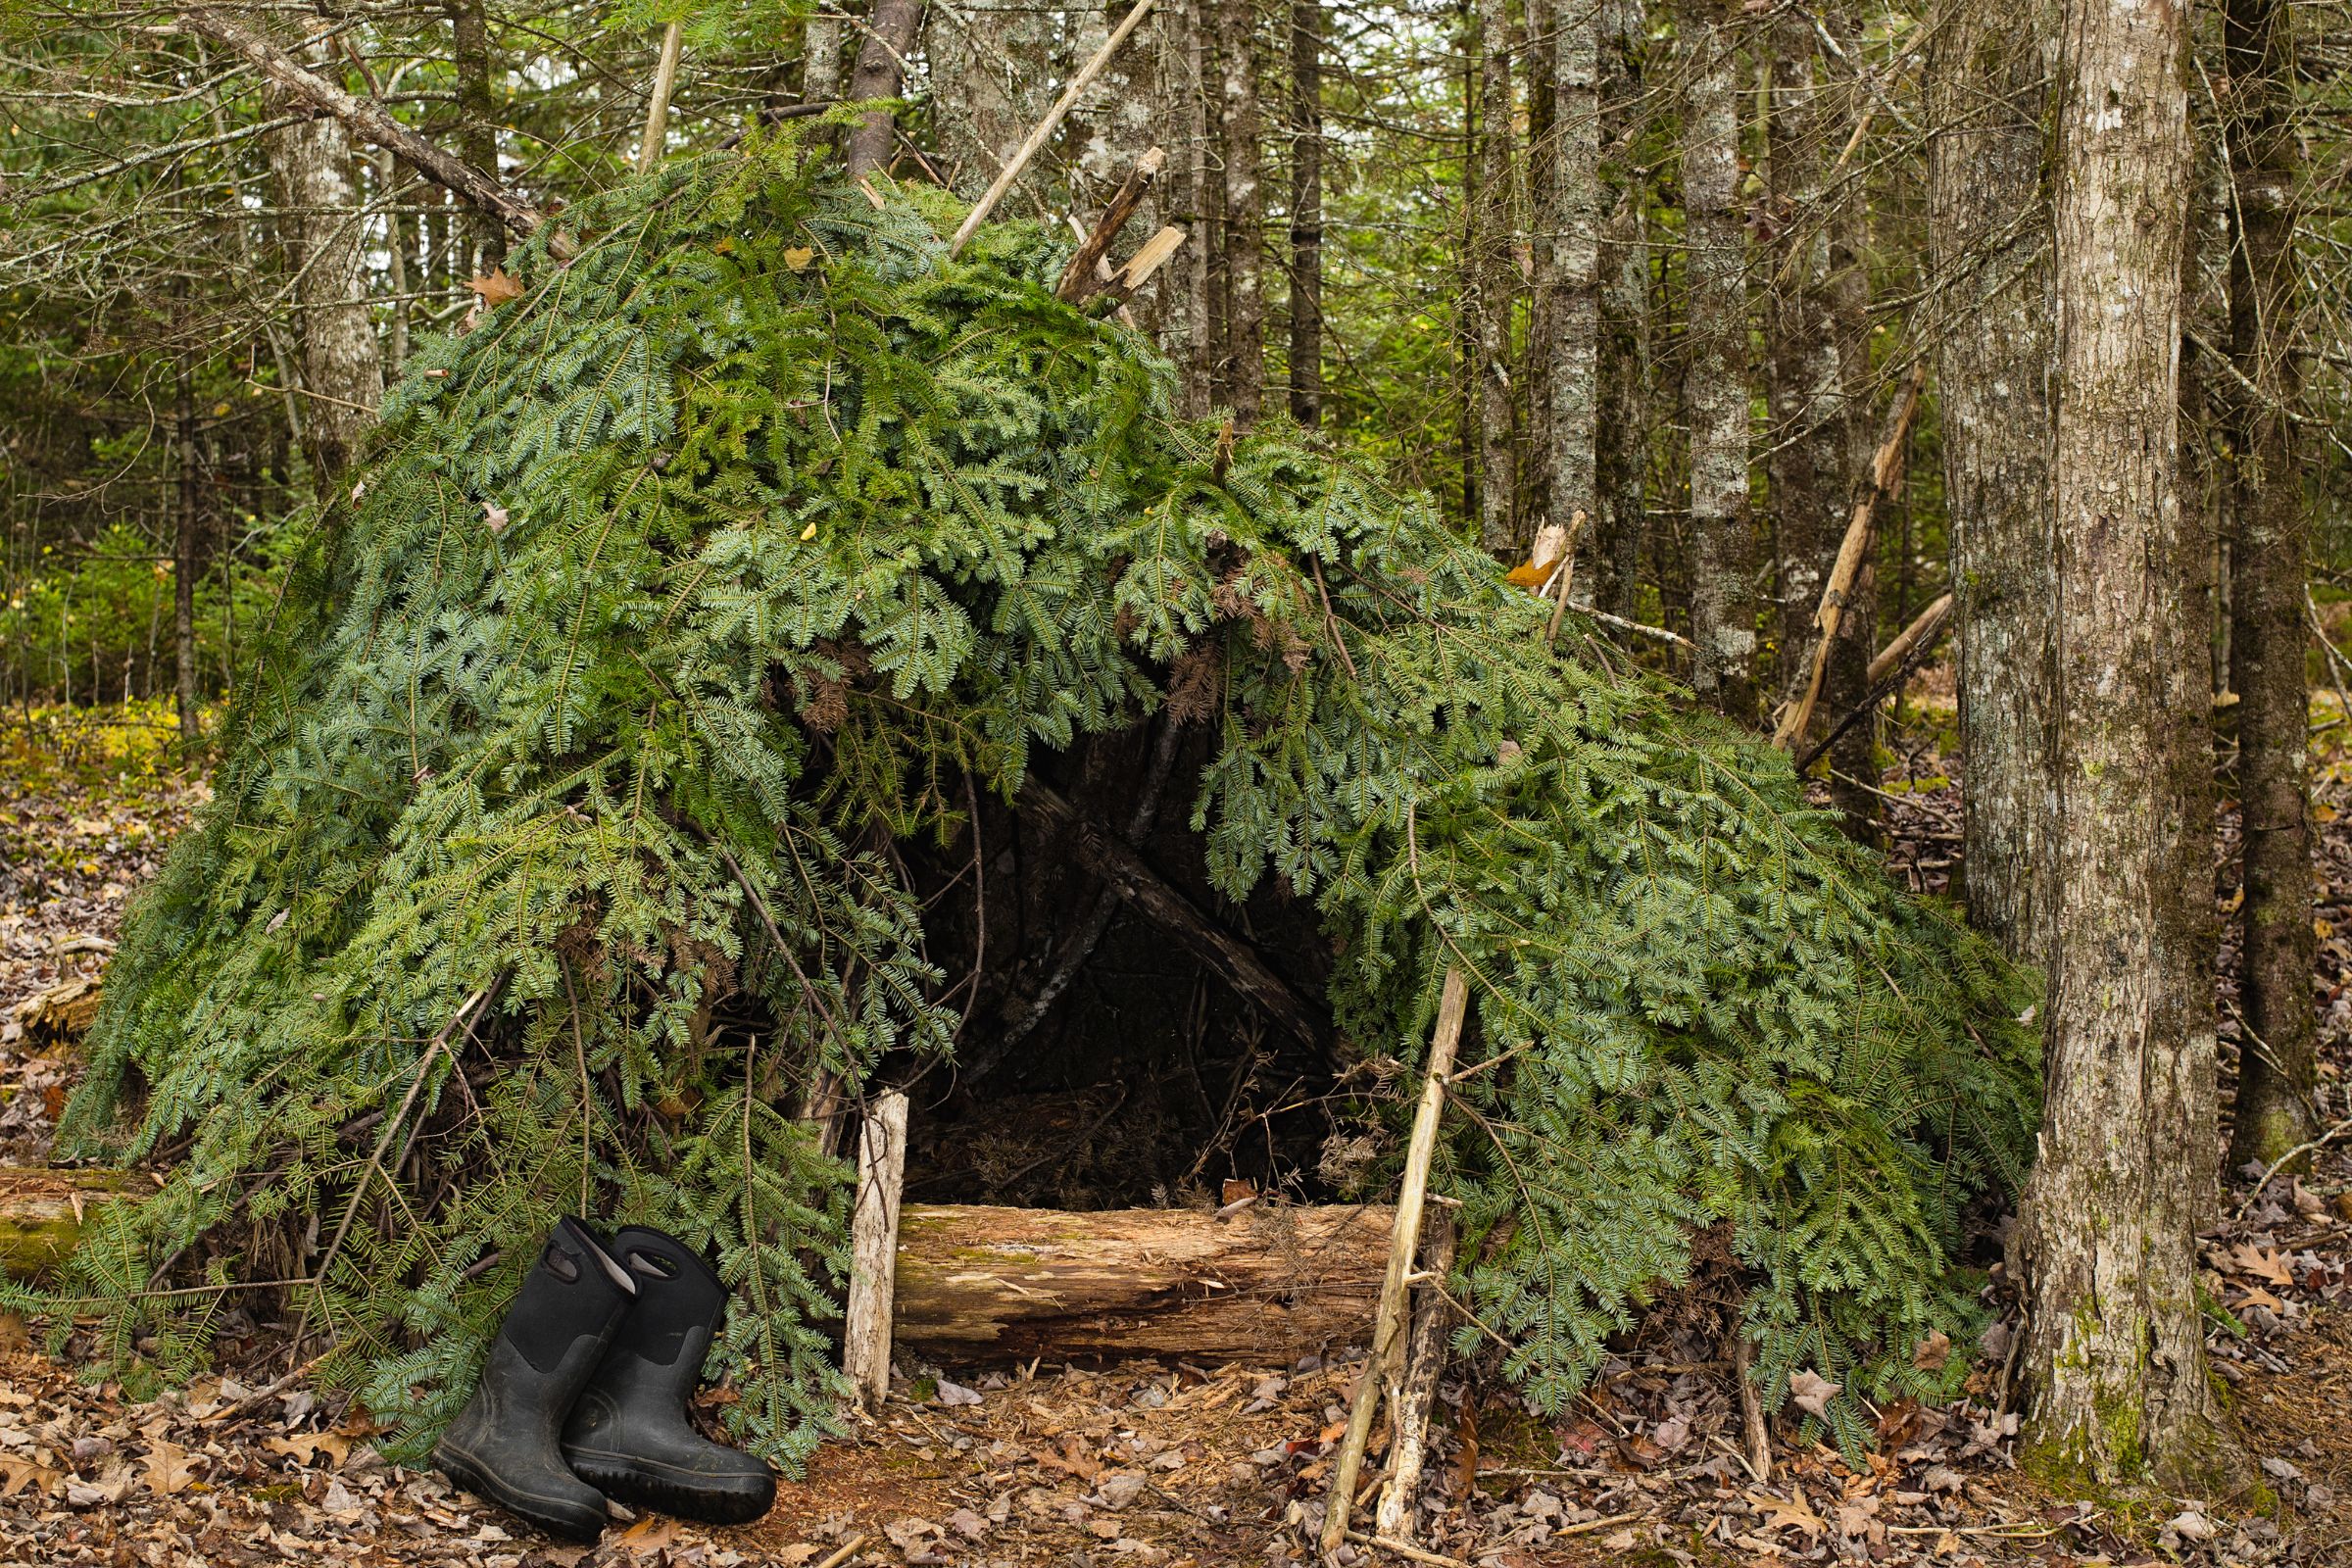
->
[843,1090,910,1410]
[1321,968,1470,1558]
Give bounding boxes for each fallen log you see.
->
[1,1170,1390,1362]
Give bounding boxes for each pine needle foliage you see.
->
[37,133,2037,1462]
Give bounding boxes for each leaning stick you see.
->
[1771,364,1925,753]
[635,22,686,175]
[1321,968,1470,1559]
[843,1090,911,1410]
[947,0,1162,257]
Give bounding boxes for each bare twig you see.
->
[635,21,685,175]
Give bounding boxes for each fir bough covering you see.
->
[40,134,2037,1464]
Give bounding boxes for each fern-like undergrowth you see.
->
[30,132,2038,1466]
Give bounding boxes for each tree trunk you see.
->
[1288,0,1323,427]
[1077,0,1165,331]
[174,370,200,742]
[926,0,1051,196]
[1681,3,1755,720]
[1926,0,2053,961]
[1166,0,1217,415]
[1597,1,1648,618]
[1818,17,1877,841]
[1545,0,1600,583]
[1765,12,1840,696]
[268,73,387,485]
[2023,0,2231,1489]
[1472,0,1519,556]
[803,11,845,158]
[847,0,927,178]
[1218,0,1265,424]
[446,0,505,271]
[2223,0,2314,1171]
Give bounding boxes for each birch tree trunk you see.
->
[1926,0,2053,960]
[1682,2,1756,719]
[1597,0,1648,617]
[2223,0,2315,1169]
[1219,0,1265,424]
[2022,0,2233,1488]
[1545,0,1600,584]
[268,84,386,484]
[803,10,845,157]
[1472,0,1519,556]
[1288,0,1323,426]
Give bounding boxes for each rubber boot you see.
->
[560,1226,777,1525]
[435,1217,636,1541]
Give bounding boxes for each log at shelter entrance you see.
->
[39,136,2039,1475]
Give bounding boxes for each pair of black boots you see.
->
[433,1218,776,1541]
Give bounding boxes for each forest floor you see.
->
[2,697,2350,1568]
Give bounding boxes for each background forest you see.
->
[4,0,2351,1529]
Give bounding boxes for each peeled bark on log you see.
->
[2,1170,1388,1363]
[893,1201,1390,1362]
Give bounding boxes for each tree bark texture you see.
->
[1075,0,1165,331]
[268,91,386,484]
[1472,0,1519,556]
[1681,4,1756,719]
[1217,0,1265,424]
[1597,0,1648,618]
[2223,0,2314,1170]
[1165,0,1217,415]
[1545,0,1600,588]
[1819,19,1877,841]
[1766,13,1843,692]
[174,373,200,740]
[2023,0,2230,1488]
[446,0,506,270]
[847,0,927,177]
[1926,0,2054,961]
[926,0,1051,197]
[1288,0,1323,426]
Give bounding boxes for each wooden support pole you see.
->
[948,0,1162,256]
[635,22,686,175]
[1321,967,1469,1559]
[1057,147,1166,302]
[1373,1215,1458,1541]
[1771,364,1926,752]
[843,1090,909,1410]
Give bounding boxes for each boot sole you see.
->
[564,1454,774,1526]
[435,1444,610,1542]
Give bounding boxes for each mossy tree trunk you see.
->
[2022,0,2232,1489]
[2223,0,2316,1172]
[1927,0,2055,963]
